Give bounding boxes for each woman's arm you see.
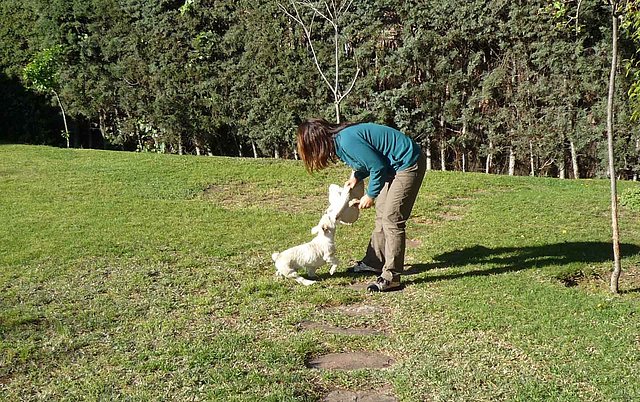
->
[339,136,387,198]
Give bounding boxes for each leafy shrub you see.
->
[620,186,640,211]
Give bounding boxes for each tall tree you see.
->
[606,0,623,294]
[22,46,70,147]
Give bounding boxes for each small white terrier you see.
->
[327,182,363,224]
[271,213,339,286]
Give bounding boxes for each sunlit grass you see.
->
[1,144,639,401]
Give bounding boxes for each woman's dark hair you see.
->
[297,118,354,172]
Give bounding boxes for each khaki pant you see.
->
[362,152,426,282]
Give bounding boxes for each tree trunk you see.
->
[440,114,446,171]
[136,125,142,152]
[508,146,516,176]
[635,138,640,181]
[559,130,566,179]
[231,133,243,157]
[252,141,258,158]
[462,151,466,173]
[98,110,107,149]
[486,139,493,174]
[334,22,340,124]
[461,120,467,173]
[53,90,69,148]
[607,5,622,294]
[570,140,579,179]
[529,140,535,176]
[425,137,432,171]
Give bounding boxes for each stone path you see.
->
[306,351,395,370]
[332,304,389,317]
[300,303,398,401]
[323,389,397,402]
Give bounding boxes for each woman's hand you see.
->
[358,194,375,209]
[344,176,358,189]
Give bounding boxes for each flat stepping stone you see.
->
[323,389,397,402]
[306,352,395,370]
[299,321,385,336]
[333,304,389,317]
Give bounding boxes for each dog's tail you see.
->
[271,252,279,262]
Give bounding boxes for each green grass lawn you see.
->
[1,144,639,401]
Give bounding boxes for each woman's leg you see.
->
[378,153,426,284]
[361,181,389,270]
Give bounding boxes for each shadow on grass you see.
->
[404,242,640,285]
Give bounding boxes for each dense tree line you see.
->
[1,0,639,178]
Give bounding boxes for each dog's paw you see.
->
[296,277,317,286]
[329,265,338,275]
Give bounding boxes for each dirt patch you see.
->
[406,238,422,248]
[306,352,395,370]
[299,321,385,336]
[438,212,463,221]
[559,266,640,294]
[560,271,591,288]
[413,209,466,224]
[323,389,397,402]
[620,265,640,291]
[201,182,325,213]
[0,374,12,385]
[412,216,438,225]
[332,304,389,317]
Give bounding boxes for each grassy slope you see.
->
[1,144,639,401]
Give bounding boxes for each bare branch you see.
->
[123,77,140,87]
[278,1,303,25]
[335,30,339,98]
[324,1,334,20]
[337,67,360,103]
[280,0,360,122]
[300,1,335,26]
[575,0,583,32]
[339,0,354,16]
[279,1,335,93]
[309,12,316,37]
[335,0,343,15]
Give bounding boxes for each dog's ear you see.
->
[321,215,335,232]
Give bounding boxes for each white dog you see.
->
[326,182,364,224]
[271,213,339,286]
